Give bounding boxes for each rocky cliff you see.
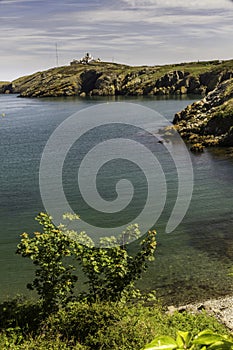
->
[1,59,233,98]
[2,60,233,148]
[173,78,233,148]
[0,81,11,94]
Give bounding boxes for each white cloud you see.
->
[0,0,233,80]
[121,0,233,9]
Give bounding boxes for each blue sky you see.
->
[0,0,233,80]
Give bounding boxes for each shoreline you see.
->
[168,294,233,331]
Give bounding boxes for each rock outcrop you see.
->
[2,60,233,148]
[1,59,232,98]
[0,81,13,94]
[173,78,233,148]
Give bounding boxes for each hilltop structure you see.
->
[70,52,101,65]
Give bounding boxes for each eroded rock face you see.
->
[173,78,233,147]
[2,59,233,98]
[80,70,101,94]
[92,74,116,96]
[0,82,14,94]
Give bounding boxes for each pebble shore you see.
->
[168,295,233,331]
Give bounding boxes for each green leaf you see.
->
[176,331,192,348]
[142,336,177,350]
[193,330,226,346]
[209,340,233,350]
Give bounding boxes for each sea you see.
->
[0,93,232,305]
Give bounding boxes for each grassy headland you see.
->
[1,59,233,147]
[0,59,232,98]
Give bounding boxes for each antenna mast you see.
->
[55,43,59,66]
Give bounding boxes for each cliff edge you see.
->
[173,78,233,148]
[1,59,233,98]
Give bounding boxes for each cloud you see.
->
[0,0,233,81]
[121,0,233,9]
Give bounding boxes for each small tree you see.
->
[16,213,78,312]
[16,213,157,311]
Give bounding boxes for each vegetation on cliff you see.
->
[173,78,233,148]
[1,59,232,148]
[1,59,233,98]
[1,297,231,350]
[0,81,11,94]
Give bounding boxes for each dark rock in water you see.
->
[190,143,205,152]
[221,128,233,146]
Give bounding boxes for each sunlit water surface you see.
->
[0,94,232,305]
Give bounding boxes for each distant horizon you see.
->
[1,0,233,81]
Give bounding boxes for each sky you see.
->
[0,0,233,81]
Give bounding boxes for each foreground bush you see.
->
[16,213,157,312]
[0,298,231,350]
[142,329,233,350]
[4,213,232,349]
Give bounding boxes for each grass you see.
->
[0,297,231,350]
[11,58,233,88]
[0,81,10,87]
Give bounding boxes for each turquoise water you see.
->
[0,94,232,304]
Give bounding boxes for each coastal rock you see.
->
[0,82,14,94]
[80,69,101,94]
[173,78,233,147]
[199,71,222,92]
[92,74,116,96]
[18,71,81,97]
[155,70,187,88]
[2,59,232,98]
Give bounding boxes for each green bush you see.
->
[0,297,42,334]
[142,329,233,350]
[16,213,78,312]
[163,310,229,338]
[0,299,231,350]
[16,213,157,311]
[43,301,163,349]
[6,213,232,349]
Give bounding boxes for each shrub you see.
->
[0,299,231,350]
[0,297,42,334]
[40,301,164,350]
[142,329,233,350]
[16,213,157,311]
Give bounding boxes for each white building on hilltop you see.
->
[70,53,101,65]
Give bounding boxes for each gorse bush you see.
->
[16,213,157,311]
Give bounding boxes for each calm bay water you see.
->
[0,94,232,304]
